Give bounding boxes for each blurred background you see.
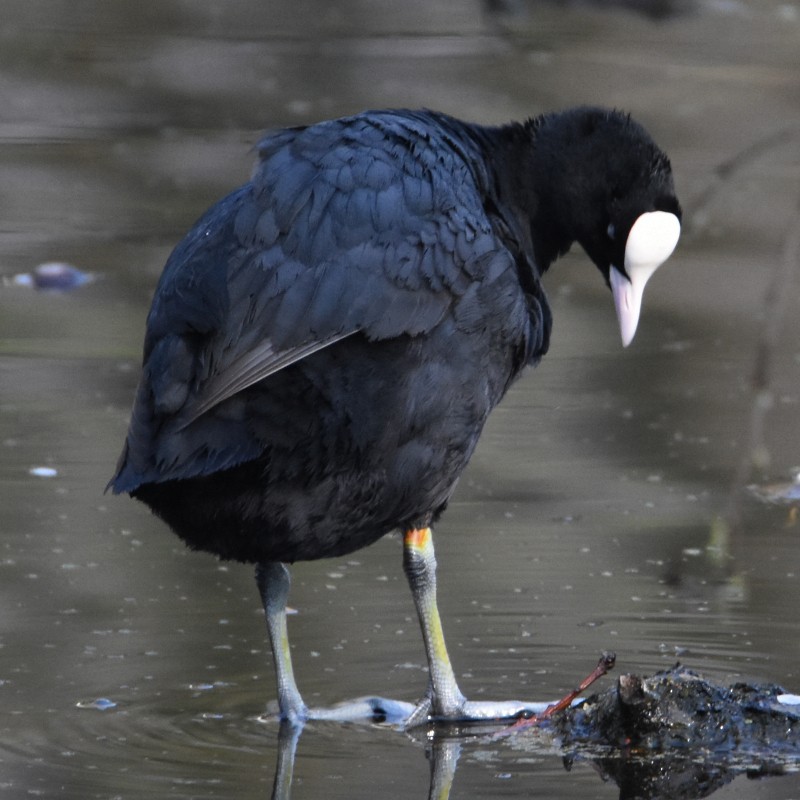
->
[0,1,798,797]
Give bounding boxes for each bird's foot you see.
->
[267,654,616,729]
[265,696,417,725]
[405,652,617,729]
[404,698,556,729]
[268,696,570,729]
[309,696,416,723]
[404,695,434,729]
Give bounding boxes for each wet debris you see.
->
[5,262,95,291]
[501,652,617,734]
[556,665,800,751]
[548,665,800,799]
[76,697,117,710]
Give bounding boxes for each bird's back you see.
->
[110,110,550,562]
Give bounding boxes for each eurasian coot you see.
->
[110,107,681,725]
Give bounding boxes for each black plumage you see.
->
[110,107,681,724]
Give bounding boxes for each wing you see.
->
[111,111,529,491]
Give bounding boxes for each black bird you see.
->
[110,107,681,725]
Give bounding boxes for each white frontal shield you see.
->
[610,211,681,347]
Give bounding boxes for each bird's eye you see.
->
[607,223,616,240]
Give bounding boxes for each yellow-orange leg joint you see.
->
[404,526,433,551]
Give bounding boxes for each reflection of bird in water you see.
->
[110,107,681,725]
[270,720,462,800]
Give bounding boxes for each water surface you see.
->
[1,1,799,797]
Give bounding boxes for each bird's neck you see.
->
[470,120,576,277]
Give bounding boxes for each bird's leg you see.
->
[403,527,584,727]
[403,527,467,725]
[257,564,416,725]
[256,562,308,724]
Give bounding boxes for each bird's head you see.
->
[576,112,681,347]
[605,209,681,347]
[527,108,682,346]
[583,137,681,347]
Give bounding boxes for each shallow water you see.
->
[2,1,800,797]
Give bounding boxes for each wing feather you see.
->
[111,110,529,491]
[179,330,355,428]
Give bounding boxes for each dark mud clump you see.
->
[553,665,800,799]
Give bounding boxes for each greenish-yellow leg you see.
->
[257,542,551,728]
[256,562,308,724]
[403,527,467,724]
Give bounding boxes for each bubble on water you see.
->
[29,466,58,478]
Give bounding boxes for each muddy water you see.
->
[1,1,799,797]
